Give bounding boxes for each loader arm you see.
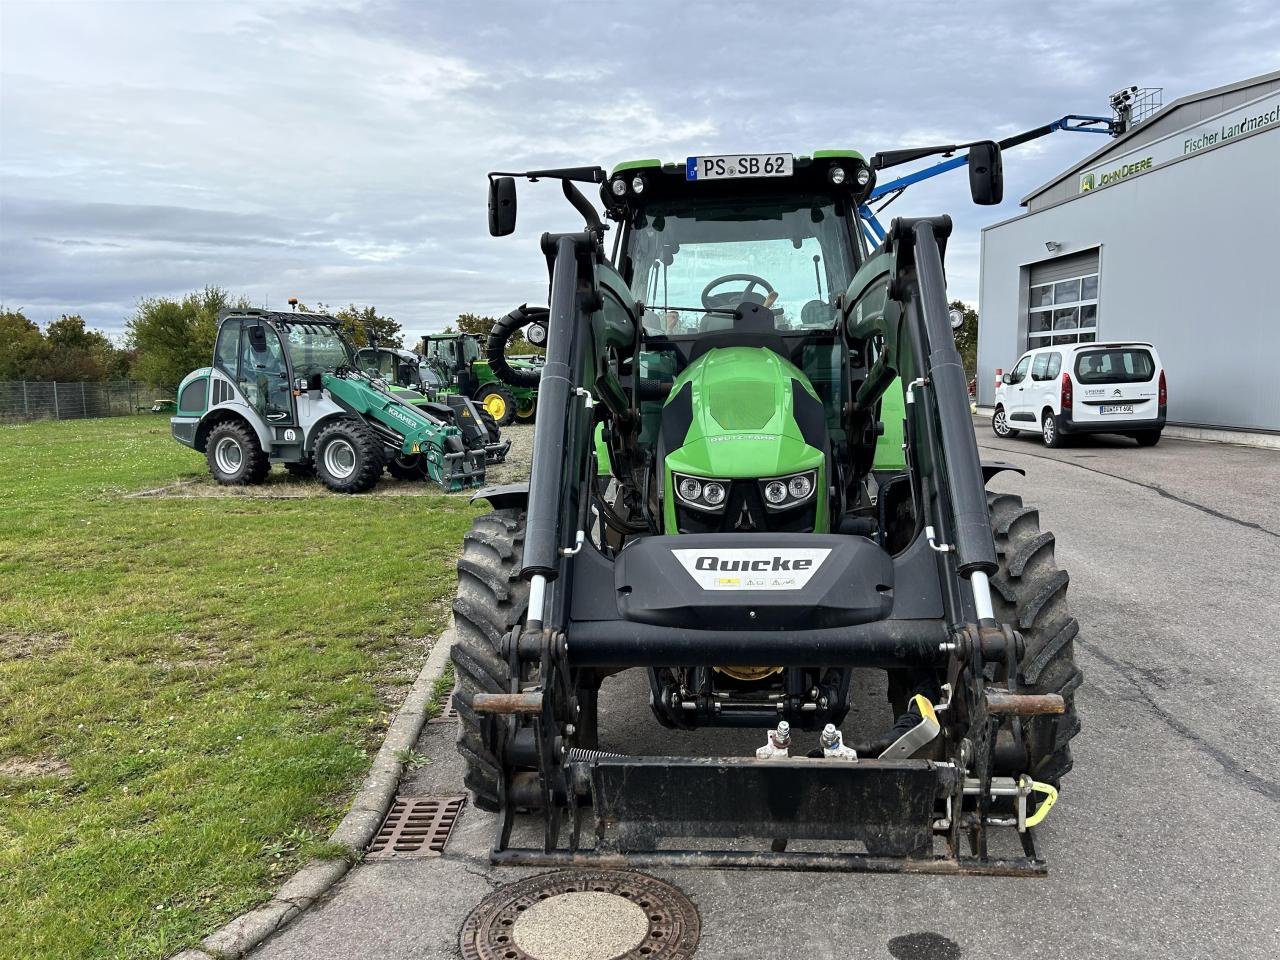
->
[320,370,486,491]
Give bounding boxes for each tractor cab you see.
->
[600,154,879,536]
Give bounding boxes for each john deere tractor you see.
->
[421,332,539,425]
[451,146,1081,874]
[169,310,494,493]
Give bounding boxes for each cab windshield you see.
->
[281,322,353,377]
[624,195,860,336]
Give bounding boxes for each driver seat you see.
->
[688,302,792,365]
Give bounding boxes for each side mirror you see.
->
[1001,373,1013,385]
[248,324,268,353]
[968,141,1003,205]
[488,176,517,236]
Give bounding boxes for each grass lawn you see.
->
[0,415,476,960]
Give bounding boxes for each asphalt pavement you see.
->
[253,423,1280,960]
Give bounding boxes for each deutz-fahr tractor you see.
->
[452,146,1081,874]
[170,310,497,493]
[421,332,539,426]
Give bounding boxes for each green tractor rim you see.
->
[213,436,243,474]
[323,438,357,479]
[482,394,507,421]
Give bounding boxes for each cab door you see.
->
[239,321,295,425]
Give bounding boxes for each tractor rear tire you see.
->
[987,492,1082,787]
[514,395,537,424]
[451,510,529,811]
[474,384,516,427]
[313,419,384,493]
[206,420,269,486]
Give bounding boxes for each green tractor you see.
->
[452,147,1080,874]
[420,332,539,426]
[169,310,492,493]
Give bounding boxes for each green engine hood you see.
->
[663,347,825,478]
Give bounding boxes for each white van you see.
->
[992,342,1166,447]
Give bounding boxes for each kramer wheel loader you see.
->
[169,310,495,493]
[451,147,1081,874]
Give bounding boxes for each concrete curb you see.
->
[172,625,456,960]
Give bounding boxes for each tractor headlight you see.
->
[855,166,872,187]
[760,470,817,510]
[674,474,728,513]
[630,175,646,194]
[611,178,628,197]
[828,166,846,185]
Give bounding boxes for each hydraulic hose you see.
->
[486,304,546,388]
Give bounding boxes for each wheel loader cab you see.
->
[611,173,868,536]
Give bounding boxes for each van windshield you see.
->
[1074,348,1155,384]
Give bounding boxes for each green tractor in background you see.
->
[420,332,539,426]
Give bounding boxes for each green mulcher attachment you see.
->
[451,148,1080,875]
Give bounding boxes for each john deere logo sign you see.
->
[1079,156,1153,192]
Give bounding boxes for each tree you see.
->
[331,304,401,347]
[127,287,241,388]
[0,310,48,380]
[949,299,979,378]
[43,315,131,380]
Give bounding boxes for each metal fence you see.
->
[0,380,172,422]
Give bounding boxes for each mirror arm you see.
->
[562,179,605,235]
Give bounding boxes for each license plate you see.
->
[1099,404,1134,415]
[686,153,793,181]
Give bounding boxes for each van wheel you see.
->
[1041,412,1065,448]
[206,420,269,485]
[1134,430,1162,447]
[992,406,1018,438]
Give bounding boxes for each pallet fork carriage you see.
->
[453,145,1082,875]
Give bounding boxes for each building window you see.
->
[1028,273,1098,348]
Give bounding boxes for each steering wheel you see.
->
[700,273,776,311]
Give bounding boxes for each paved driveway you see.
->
[255,426,1280,960]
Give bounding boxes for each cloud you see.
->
[2,0,1278,338]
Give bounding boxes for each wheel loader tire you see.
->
[206,420,269,486]
[474,383,516,426]
[283,458,315,478]
[480,410,501,444]
[451,509,529,811]
[987,492,1082,787]
[386,453,424,481]
[313,419,384,493]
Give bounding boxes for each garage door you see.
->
[1027,250,1100,350]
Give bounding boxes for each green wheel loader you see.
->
[169,310,497,493]
[452,147,1081,874]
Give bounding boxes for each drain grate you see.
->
[460,869,700,960]
[429,684,459,724]
[366,795,465,860]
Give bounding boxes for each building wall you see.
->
[977,124,1280,432]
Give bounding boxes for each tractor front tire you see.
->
[988,492,1083,787]
[313,419,384,493]
[206,420,269,486]
[474,384,516,427]
[451,509,529,811]
[480,410,501,444]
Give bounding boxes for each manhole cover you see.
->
[366,795,464,860]
[429,684,460,724]
[460,870,700,960]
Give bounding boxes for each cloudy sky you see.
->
[2,0,1277,344]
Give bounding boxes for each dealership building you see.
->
[976,69,1280,436]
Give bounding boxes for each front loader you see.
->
[451,147,1081,874]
